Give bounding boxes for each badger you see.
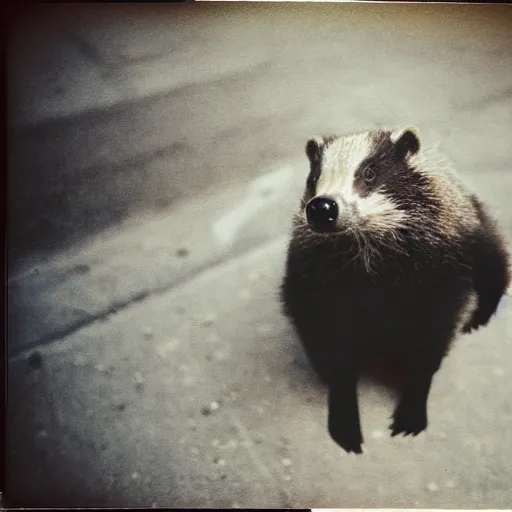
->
[281,127,510,454]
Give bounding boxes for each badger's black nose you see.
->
[306,196,339,232]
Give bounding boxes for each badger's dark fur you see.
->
[281,127,510,454]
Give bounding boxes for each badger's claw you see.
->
[328,421,364,454]
[462,319,481,334]
[390,397,427,437]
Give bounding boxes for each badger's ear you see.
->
[391,127,420,159]
[305,136,323,162]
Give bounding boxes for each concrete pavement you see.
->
[9,3,512,267]
[7,2,512,508]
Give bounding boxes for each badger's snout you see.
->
[306,196,339,232]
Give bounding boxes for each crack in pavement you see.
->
[8,235,288,362]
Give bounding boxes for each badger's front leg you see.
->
[327,367,363,454]
[390,338,447,437]
[295,322,364,453]
[390,375,431,437]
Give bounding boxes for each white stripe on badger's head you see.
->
[315,131,373,202]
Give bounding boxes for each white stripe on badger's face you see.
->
[315,132,372,203]
[359,191,399,217]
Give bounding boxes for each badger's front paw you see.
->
[462,317,481,334]
[462,322,474,334]
[328,419,364,454]
[463,308,493,333]
[390,397,427,437]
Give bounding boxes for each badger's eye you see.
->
[363,167,376,183]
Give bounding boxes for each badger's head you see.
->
[302,127,430,238]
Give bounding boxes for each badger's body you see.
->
[281,127,510,454]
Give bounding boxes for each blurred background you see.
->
[7,2,512,508]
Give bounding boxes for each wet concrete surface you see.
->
[6,2,512,508]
